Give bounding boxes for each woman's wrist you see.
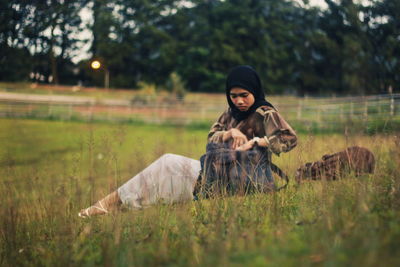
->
[252,137,260,147]
[251,136,269,147]
[222,130,231,141]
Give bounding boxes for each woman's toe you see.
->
[78,208,89,218]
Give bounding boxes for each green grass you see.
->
[1,118,400,266]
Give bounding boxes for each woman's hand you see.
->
[227,128,248,149]
[236,137,269,151]
[223,128,248,149]
[235,139,255,151]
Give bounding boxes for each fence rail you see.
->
[0,92,398,129]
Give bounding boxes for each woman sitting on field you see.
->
[79,65,297,217]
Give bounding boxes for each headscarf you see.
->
[225,65,274,121]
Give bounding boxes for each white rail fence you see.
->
[279,94,398,121]
[0,93,398,128]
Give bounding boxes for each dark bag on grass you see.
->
[295,146,375,182]
[194,143,288,197]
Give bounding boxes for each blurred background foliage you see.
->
[0,0,399,95]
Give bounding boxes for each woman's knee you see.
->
[158,153,186,171]
[159,153,178,162]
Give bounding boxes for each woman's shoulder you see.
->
[219,109,231,118]
[255,105,278,117]
[214,109,233,124]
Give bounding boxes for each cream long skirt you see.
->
[117,154,201,209]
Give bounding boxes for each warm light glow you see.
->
[91,60,101,69]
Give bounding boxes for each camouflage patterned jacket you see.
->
[208,106,297,155]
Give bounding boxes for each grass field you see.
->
[1,118,400,266]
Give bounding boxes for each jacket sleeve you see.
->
[207,111,229,143]
[261,108,297,155]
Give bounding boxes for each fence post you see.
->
[297,100,302,120]
[8,103,12,117]
[48,103,53,117]
[350,102,354,119]
[390,95,395,116]
[363,100,368,120]
[378,96,382,115]
[68,104,72,120]
[161,104,167,122]
[340,105,344,122]
[201,106,205,120]
[107,106,112,121]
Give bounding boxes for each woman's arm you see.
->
[207,111,229,143]
[235,108,297,153]
[262,108,297,154]
[208,111,248,148]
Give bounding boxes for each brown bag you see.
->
[295,146,375,182]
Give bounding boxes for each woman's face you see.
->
[229,87,255,112]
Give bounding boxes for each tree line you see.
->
[0,0,399,95]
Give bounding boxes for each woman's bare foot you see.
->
[78,200,109,217]
[78,191,122,218]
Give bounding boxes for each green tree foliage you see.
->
[0,0,87,84]
[172,0,305,93]
[0,0,398,94]
[83,0,180,88]
[0,1,32,81]
[28,0,87,85]
[365,0,400,93]
[296,0,400,95]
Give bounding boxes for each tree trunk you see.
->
[50,49,59,84]
[50,25,59,85]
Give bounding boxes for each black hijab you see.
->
[225,65,274,121]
